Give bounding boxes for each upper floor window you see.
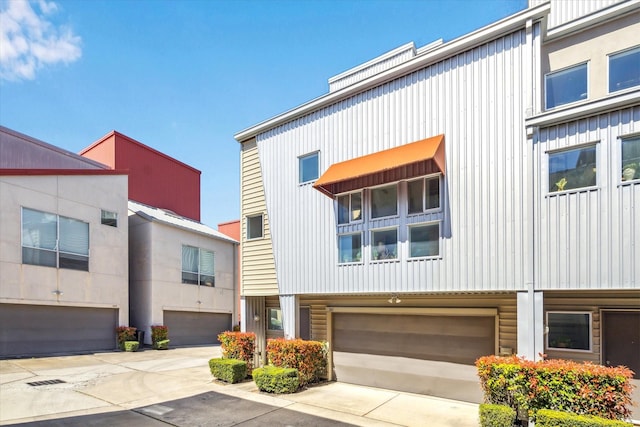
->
[22,207,89,271]
[545,63,588,109]
[370,184,397,219]
[546,311,591,351]
[409,223,440,258]
[609,46,640,93]
[548,145,597,193]
[337,191,362,224]
[408,176,440,214]
[622,136,640,182]
[338,233,362,264]
[182,245,215,286]
[246,214,263,240]
[101,210,118,227]
[299,152,319,184]
[371,228,398,260]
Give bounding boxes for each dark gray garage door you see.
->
[0,303,117,357]
[164,311,231,346]
[332,312,495,403]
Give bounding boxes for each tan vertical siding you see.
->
[240,139,278,296]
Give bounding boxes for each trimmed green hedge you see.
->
[209,358,247,384]
[479,404,516,427]
[536,409,632,427]
[154,339,170,350]
[266,339,326,386]
[124,341,139,352]
[252,366,299,394]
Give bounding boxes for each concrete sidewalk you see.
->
[0,345,479,426]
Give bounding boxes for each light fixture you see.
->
[387,293,401,304]
[197,300,202,305]
[52,290,63,296]
[253,312,260,322]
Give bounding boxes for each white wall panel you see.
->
[529,0,625,29]
[534,106,640,290]
[257,26,537,295]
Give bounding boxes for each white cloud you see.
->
[0,0,81,81]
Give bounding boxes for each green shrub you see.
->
[151,325,169,348]
[208,358,248,384]
[476,355,634,422]
[536,409,632,427]
[155,339,170,350]
[252,366,299,394]
[116,326,137,350]
[124,341,139,352]
[479,404,516,427]
[217,331,256,370]
[266,338,327,386]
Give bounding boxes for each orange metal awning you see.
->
[313,134,445,198]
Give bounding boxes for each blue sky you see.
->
[1,0,527,227]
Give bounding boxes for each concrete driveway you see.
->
[0,345,480,426]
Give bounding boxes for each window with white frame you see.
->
[609,46,640,93]
[267,307,283,330]
[299,152,319,184]
[371,228,398,260]
[181,245,215,286]
[408,176,440,214]
[338,233,362,264]
[22,208,90,271]
[621,136,640,182]
[548,145,597,192]
[409,223,440,258]
[546,312,592,351]
[545,63,588,109]
[370,184,397,219]
[101,209,118,227]
[337,191,362,224]
[246,214,263,240]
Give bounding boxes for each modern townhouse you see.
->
[0,126,129,357]
[233,0,639,407]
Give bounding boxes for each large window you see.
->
[338,233,362,264]
[545,63,588,109]
[548,145,597,192]
[246,214,263,240]
[409,223,440,258]
[371,228,398,260]
[622,136,640,182]
[546,312,592,351]
[370,184,397,219]
[299,152,319,184]
[22,208,89,271]
[408,176,440,214]
[337,192,362,224]
[182,245,215,286]
[609,46,640,93]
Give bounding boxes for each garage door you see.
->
[0,303,118,357]
[332,312,495,403]
[164,311,231,346]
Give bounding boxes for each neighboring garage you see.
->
[330,309,497,403]
[0,303,118,357]
[163,310,231,346]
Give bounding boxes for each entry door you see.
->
[602,311,640,379]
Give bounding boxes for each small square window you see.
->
[338,233,362,264]
[409,223,440,258]
[247,214,263,240]
[370,184,398,219]
[337,192,362,224]
[299,152,319,184]
[267,308,283,331]
[101,210,118,227]
[545,63,588,109]
[548,145,597,192]
[609,46,640,93]
[546,312,592,351]
[371,228,398,260]
[408,176,440,214]
[621,136,640,182]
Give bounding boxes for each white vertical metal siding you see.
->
[257,26,537,295]
[534,106,640,290]
[278,294,296,339]
[529,0,625,29]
